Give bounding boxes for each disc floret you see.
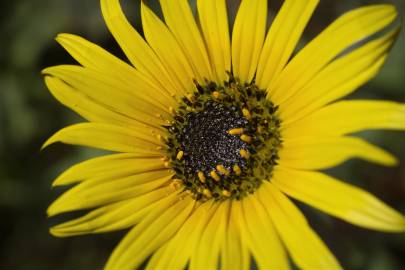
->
[165,76,282,201]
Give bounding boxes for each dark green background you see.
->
[1,0,405,269]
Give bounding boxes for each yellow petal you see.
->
[221,201,250,270]
[52,154,165,186]
[270,5,397,104]
[236,196,289,270]
[281,27,400,124]
[54,34,131,81]
[100,0,181,97]
[283,100,405,138]
[273,167,405,232]
[48,172,172,216]
[197,0,231,83]
[256,0,319,89]
[141,1,195,94]
[105,195,195,270]
[43,65,170,125]
[144,244,169,270]
[159,0,213,82]
[56,33,128,74]
[63,170,171,198]
[146,202,217,270]
[190,201,229,270]
[43,123,162,154]
[279,136,397,170]
[55,34,177,106]
[260,183,342,270]
[232,0,267,83]
[50,186,176,236]
[45,76,142,127]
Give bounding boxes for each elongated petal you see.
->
[55,34,132,80]
[273,167,405,232]
[43,65,170,126]
[270,5,397,104]
[48,173,172,216]
[52,154,166,186]
[55,33,131,75]
[190,201,229,270]
[260,183,342,270]
[232,0,267,83]
[283,100,405,138]
[256,0,319,89]
[141,2,195,93]
[237,196,289,270]
[197,0,231,83]
[146,202,218,270]
[160,0,213,82]
[45,76,144,128]
[43,123,162,154]
[55,34,177,105]
[279,136,397,170]
[221,201,250,270]
[281,27,400,124]
[50,186,176,236]
[100,0,181,97]
[58,170,171,198]
[105,195,195,270]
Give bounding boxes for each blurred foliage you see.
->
[0,0,405,269]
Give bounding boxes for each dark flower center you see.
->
[165,76,282,201]
[179,102,249,177]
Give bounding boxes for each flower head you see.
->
[43,0,405,269]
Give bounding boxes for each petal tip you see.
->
[47,204,57,217]
[49,226,70,238]
[47,197,76,218]
[41,67,52,76]
[41,134,59,151]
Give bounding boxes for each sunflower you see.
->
[43,0,405,269]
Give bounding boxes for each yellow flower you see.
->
[43,0,405,269]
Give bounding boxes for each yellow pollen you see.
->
[186,106,194,112]
[160,156,169,162]
[164,161,171,168]
[169,106,175,114]
[216,164,230,175]
[233,164,242,175]
[176,150,184,160]
[228,128,244,135]
[186,94,196,103]
[156,146,163,150]
[197,171,206,183]
[222,190,231,197]
[210,170,221,182]
[170,179,183,190]
[240,134,252,143]
[156,134,166,143]
[257,126,264,134]
[203,189,212,198]
[242,108,251,119]
[239,149,250,159]
[212,91,221,100]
